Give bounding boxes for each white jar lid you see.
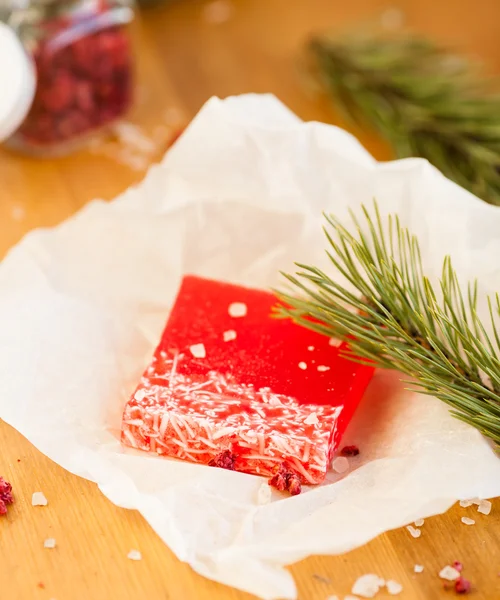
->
[0,22,36,142]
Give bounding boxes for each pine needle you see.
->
[310,32,500,205]
[276,201,500,444]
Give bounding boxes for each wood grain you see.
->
[1,1,500,599]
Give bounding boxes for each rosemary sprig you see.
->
[310,33,500,205]
[276,201,500,444]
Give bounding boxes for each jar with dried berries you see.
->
[0,0,134,155]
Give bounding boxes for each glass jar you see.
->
[0,0,134,155]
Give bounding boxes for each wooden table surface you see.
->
[2,1,500,599]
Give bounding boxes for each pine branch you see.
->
[309,33,500,205]
[275,201,500,444]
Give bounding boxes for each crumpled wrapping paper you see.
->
[1,94,500,600]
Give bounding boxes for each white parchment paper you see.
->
[1,94,500,599]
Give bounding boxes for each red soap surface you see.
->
[121,275,374,485]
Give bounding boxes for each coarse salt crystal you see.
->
[386,580,403,595]
[414,518,424,527]
[223,330,237,342]
[134,389,147,401]
[331,456,349,474]
[329,337,341,346]
[414,564,424,573]
[317,365,330,372]
[326,596,339,600]
[228,302,247,318]
[190,343,206,359]
[127,549,142,561]
[304,412,319,425]
[459,499,474,508]
[256,483,272,505]
[32,492,48,506]
[44,538,56,549]
[308,345,315,351]
[406,525,421,538]
[439,565,461,581]
[461,516,475,525]
[477,499,492,515]
[352,574,385,598]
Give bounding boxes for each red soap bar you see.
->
[121,275,374,487]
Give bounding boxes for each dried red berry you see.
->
[269,471,287,492]
[208,450,236,470]
[40,70,76,113]
[340,445,360,457]
[0,500,7,516]
[452,561,464,572]
[0,477,13,510]
[287,474,302,496]
[455,577,471,594]
[268,463,302,495]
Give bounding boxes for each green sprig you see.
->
[276,201,500,444]
[310,33,500,204]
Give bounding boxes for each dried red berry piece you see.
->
[0,500,7,516]
[208,450,236,470]
[455,577,471,594]
[340,445,360,457]
[268,463,302,496]
[0,477,13,510]
[452,561,464,572]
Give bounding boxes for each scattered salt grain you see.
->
[386,580,403,595]
[127,549,142,561]
[44,538,56,549]
[477,499,492,515]
[406,525,421,538]
[326,595,339,600]
[223,330,237,342]
[385,579,403,596]
[439,565,461,581]
[256,483,272,505]
[228,302,247,318]
[202,0,233,23]
[329,337,341,347]
[298,361,307,370]
[414,518,425,527]
[304,412,319,426]
[317,365,330,372]
[189,343,206,359]
[414,564,424,573]
[352,574,385,598]
[332,456,349,474]
[459,499,474,508]
[461,517,475,526]
[32,492,48,506]
[11,205,26,221]
[112,122,156,154]
[308,346,315,351]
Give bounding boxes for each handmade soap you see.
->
[121,275,374,492]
